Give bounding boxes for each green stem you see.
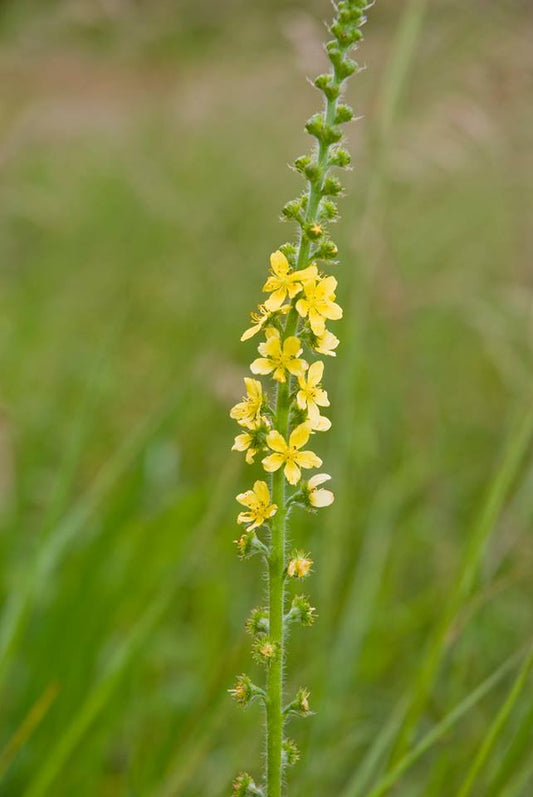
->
[265,30,354,797]
[266,384,288,797]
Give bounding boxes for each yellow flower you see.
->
[241,303,289,342]
[250,327,308,383]
[262,251,317,312]
[308,413,331,432]
[296,273,343,336]
[232,418,267,464]
[236,480,277,530]
[306,473,334,507]
[313,329,340,357]
[296,361,330,425]
[262,423,322,485]
[230,378,264,428]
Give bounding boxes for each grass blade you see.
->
[457,643,533,797]
[365,645,528,797]
[392,403,533,760]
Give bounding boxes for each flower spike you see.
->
[228,1,373,791]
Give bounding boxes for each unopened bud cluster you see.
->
[228,1,372,793]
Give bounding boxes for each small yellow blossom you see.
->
[241,302,289,342]
[296,361,329,425]
[306,473,334,507]
[287,551,313,579]
[262,423,322,485]
[262,251,317,312]
[250,327,308,383]
[229,377,264,428]
[236,480,277,530]
[296,273,343,336]
[314,328,340,357]
[232,418,267,464]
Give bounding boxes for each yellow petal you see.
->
[232,433,251,451]
[264,288,287,312]
[295,450,322,469]
[308,473,331,489]
[262,453,285,472]
[296,390,307,411]
[253,480,270,503]
[237,511,254,524]
[309,309,326,336]
[283,336,302,358]
[250,358,274,375]
[323,301,343,321]
[284,460,301,485]
[266,430,287,453]
[293,264,318,282]
[270,250,290,276]
[319,275,338,296]
[295,298,309,318]
[241,324,261,342]
[245,447,257,464]
[236,490,255,507]
[307,360,324,386]
[286,359,308,377]
[310,414,331,432]
[289,423,310,449]
[310,488,334,507]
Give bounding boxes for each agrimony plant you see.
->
[229,2,372,795]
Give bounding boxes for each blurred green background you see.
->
[1,0,533,794]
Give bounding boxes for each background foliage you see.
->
[0,0,532,794]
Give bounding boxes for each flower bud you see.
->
[245,607,269,636]
[319,199,339,221]
[314,73,340,101]
[313,239,339,261]
[293,154,311,174]
[321,176,343,197]
[281,198,304,223]
[335,104,355,124]
[329,148,351,168]
[305,223,323,241]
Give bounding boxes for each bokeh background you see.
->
[1,0,533,794]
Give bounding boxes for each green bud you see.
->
[319,199,339,221]
[321,176,343,196]
[245,607,269,636]
[304,162,321,182]
[313,239,339,261]
[282,738,300,767]
[305,222,323,241]
[293,154,311,174]
[281,198,304,223]
[335,103,355,124]
[314,73,340,101]
[329,147,351,168]
[279,242,297,266]
[336,56,358,80]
